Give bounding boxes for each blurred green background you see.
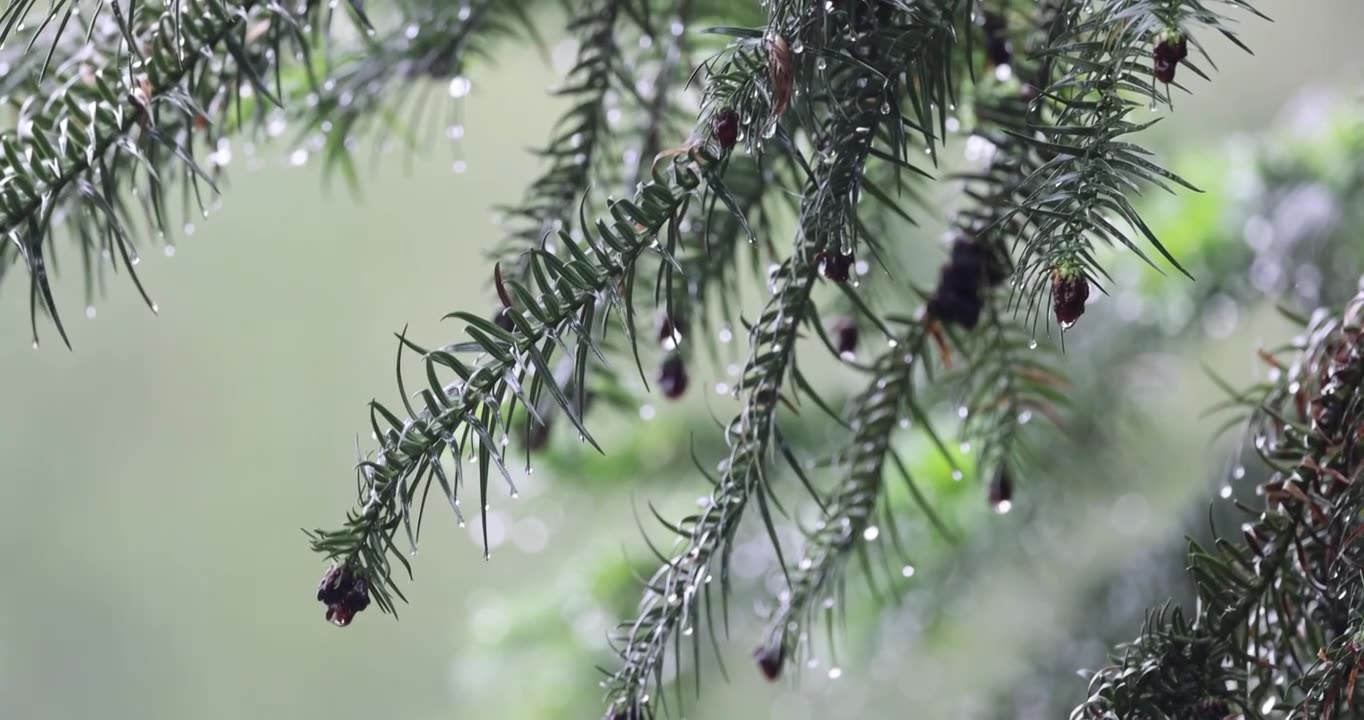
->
[2,4,1363,719]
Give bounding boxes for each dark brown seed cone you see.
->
[317,562,371,627]
[927,238,989,329]
[832,317,859,357]
[1051,269,1090,328]
[1153,34,1188,84]
[988,469,1014,513]
[816,250,853,283]
[659,353,689,400]
[713,109,740,150]
[754,639,786,681]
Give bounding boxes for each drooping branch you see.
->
[308,127,733,617]
[601,2,964,716]
[0,0,352,346]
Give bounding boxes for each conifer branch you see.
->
[0,0,350,347]
[308,135,730,617]
[492,0,629,277]
[1006,0,1266,322]
[755,321,942,678]
[1074,285,1364,719]
[601,2,964,715]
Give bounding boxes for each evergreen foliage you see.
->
[15,0,1364,717]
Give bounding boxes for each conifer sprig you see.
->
[1074,286,1364,719]
[1004,0,1266,320]
[307,137,729,616]
[0,0,364,347]
[492,0,629,278]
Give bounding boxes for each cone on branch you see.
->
[317,561,371,627]
[1051,266,1090,329]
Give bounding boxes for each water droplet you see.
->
[1232,466,1246,480]
[289,149,308,166]
[163,245,176,257]
[448,76,472,98]
[791,39,804,54]
[959,442,971,453]
[951,470,963,481]
[1028,339,1038,350]
[84,305,96,319]
[956,406,969,419]
[994,500,1013,515]
[452,160,468,174]
[827,667,843,680]
[639,405,656,420]
[901,565,916,578]
[1219,485,1233,499]
[861,526,879,541]
[815,57,827,71]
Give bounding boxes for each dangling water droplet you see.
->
[1028,339,1038,350]
[901,565,916,578]
[994,500,1013,515]
[791,39,804,54]
[815,57,827,71]
[880,101,891,115]
[84,305,96,319]
[827,667,843,680]
[861,526,879,541]
[951,470,963,481]
[1219,485,1233,499]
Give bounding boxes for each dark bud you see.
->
[657,312,687,347]
[832,317,859,358]
[1051,268,1090,328]
[659,353,689,400]
[988,469,1014,514]
[1153,33,1188,84]
[713,109,740,151]
[317,562,371,627]
[493,307,515,333]
[816,250,853,283]
[754,638,786,681]
[927,237,989,329]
